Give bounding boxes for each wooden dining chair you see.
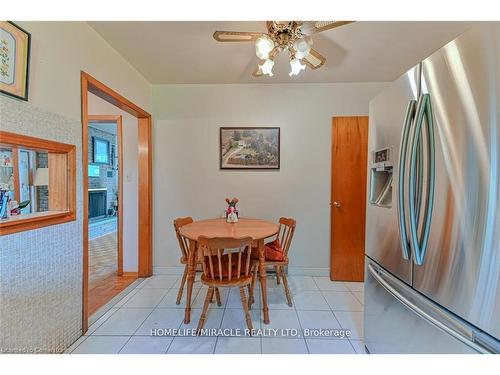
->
[250,217,297,307]
[173,217,222,306]
[196,236,258,332]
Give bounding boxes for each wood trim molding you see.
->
[83,72,151,119]
[117,117,124,277]
[11,146,20,202]
[88,114,121,123]
[0,211,75,236]
[0,131,77,236]
[122,272,138,277]
[138,117,153,277]
[81,75,89,333]
[1,130,76,152]
[81,72,152,333]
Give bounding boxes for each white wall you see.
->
[15,21,151,120]
[88,93,139,272]
[152,83,387,275]
[0,21,151,353]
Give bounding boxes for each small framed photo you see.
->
[0,21,31,101]
[220,127,280,170]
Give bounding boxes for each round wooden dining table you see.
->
[179,218,279,324]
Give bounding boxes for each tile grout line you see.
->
[212,285,231,354]
[292,283,310,354]
[350,288,364,305]
[318,287,355,348]
[83,282,145,342]
[76,274,364,354]
[86,308,120,335]
[167,281,228,353]
[67,335,89,354]
[123,275,181,351]
[116,276,182,353]
[165,276,192,354]
[70,296,129,353]
[316,278,363,353]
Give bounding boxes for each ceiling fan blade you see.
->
[213,31,264,42]
[302,49,326,69]
[300,21,354,35]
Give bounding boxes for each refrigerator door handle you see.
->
[397,99,417,260]
[408,93,436,265]
[368,263,495,353]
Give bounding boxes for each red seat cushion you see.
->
[251,239,285,261]
[204,253,250,279]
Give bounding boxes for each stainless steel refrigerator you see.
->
[364,24,500,354]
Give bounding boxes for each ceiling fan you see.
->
[213,21,354,77]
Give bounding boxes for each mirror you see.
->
[0,131,76,235]
[1,147,52,216]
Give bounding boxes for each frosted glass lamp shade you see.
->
[289,58,306,76]
[293,37,313,59]
[260,59,275,77]
[33,167,49,186]
[255,35,275,60]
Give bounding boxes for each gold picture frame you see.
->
[0,21,31,101]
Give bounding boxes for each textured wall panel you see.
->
[0,96,83,353]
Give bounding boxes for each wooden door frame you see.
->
[81,72,152,333]
[87,114,124,276]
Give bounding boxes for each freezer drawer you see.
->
[364,258,498,354]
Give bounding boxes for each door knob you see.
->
[332,201,341,208]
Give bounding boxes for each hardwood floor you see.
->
[88,273,137,316]
[88,232,137,317]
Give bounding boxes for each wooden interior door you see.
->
[330,116,368,281]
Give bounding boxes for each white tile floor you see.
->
[67,274,367,354]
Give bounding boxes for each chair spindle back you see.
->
[198,236,253,282]
[173,217,194,260]
[277,217,296,259]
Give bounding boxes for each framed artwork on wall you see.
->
[0,21,31,101]
[220,127,280,170]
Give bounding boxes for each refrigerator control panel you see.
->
[370,147,393,208]
[373,147,392,167]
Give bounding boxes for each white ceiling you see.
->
[88,21,476,84]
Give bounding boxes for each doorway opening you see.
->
[330,116,369,282]
[87,115,137,317]
[81,72,152,333]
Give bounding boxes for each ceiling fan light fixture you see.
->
[260,59,275,77]
[293,36,313,59]
[289,58,306,76]
[255,35,275,60]
[214,20,352,78]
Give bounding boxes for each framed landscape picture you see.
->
[0,21,31,101]
[220,127,280,170]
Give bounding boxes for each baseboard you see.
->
[122,272,138,277]
[153,265,329,277]
[286,267,329,277]
[153,266,185,275]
